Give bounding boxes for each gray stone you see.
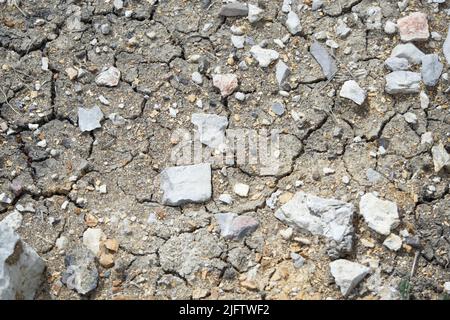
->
[336,20,351,39]
[404,112,417,124]
[191,113,228,149]
[0,222,45,300]
[421,132,433,145]
[281,0,291,13]
[247,4,264,23]
[431,143,450,173]
[275,192,354,254]
[191,71,203,85]
[95,66,120,87]
[444,26,450,65]
[113,0,123,10]
[330,259,370,297]
[62,246,98,295]
[286,11,301,35]
[271,102,285,116]
[310,41,337,80]
[339,80,366,105]
[160,163,212,206]
[366,168,383,183]
[82,228,105,256]
[231,35,245,49]
[391,43,425,64]
[234,92,246,101]
[219,2,248,17]
[275,60,291,89]
[384,57,410,71]
[78,106,103,132]
[218,194,233,204]
[250,45,279,67]
[312,0,323,11]
[290,252,305,268]
[359,193,400,236]
[215,213,259,240]
[385,71,421,94]
[421,54,443,87]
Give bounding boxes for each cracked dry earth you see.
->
[1,0,450,301]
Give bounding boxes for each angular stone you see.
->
[62,246,98,295]
[444,26,450,65]
[271,102,285,116]
[234,183,249,197]
[82,228,105,256]
[247,4,264,23]
[191,113,228,149]
[310,41,337,80]
[275,60,291,89]
[160,163,212,206]
[231,35,245,49]
[421,54,443,87]
[286,11,301,35]
[384,57,410,71]
[275,192,354,252]
[212,74,238,97]
[339,80,366,105]
[431,143,450,173]
[383,234,402,251]
[336,20,351,39]
[385,71,421,94]
[215,213,259,240]
[219,2,248,17]
[0,223,45,300]
[391,43,425,64]
[384,21,397,34]
[359,193,400,236]
[250,45,279,67]
[78,106,103,132]
[330,259,370,297]
[397,12,429,42]
[95,66,120,87]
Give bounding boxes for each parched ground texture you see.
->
[0,0,450,300]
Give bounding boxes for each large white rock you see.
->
[250,45,279,67]
[330,259,370,296]
[191,113,228,150]
[275,192,354,250]
[160,163,212,206]
[359,193,400,235]
[0,222,45,300]
[390,43,425,64]
[339,80,366,105]
[385,71,421,94]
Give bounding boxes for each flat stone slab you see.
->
[385,71,421,94]
[397,12,429,42]
[330,259,370,297]
[310,41,337,80]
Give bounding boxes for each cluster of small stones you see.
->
[1,0,450,300]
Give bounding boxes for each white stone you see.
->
[275,60,291,89]
[250,45,279,67]
[421,132,433,145]
[191,71,203,85]
[391,43,425,65]
[82,228,105,256]
[384,57,410,71]
[231,35,245,49]
[247,4,264,23]
[383,234,402,251]
[420,91,430,109]
[444,26,450,65]
[330,259,370,297]
[359,193,400,236]
[234,183,250,197]
[95,66,120,87]
[404,112,417,124]
[191,113,228,150]
[431,143,450,173]
[339,80,366,105]
[78,106,103,132]
[336,20,351,38]
[384,21,397,34]
[444,282,450,294]
[286,11,301,35]
[218,194,233,204]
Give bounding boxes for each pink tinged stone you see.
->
[397,12,429,42]
[215,213,259,240]
[212,74,238,97]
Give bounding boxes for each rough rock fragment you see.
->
[339,80,366,105]
[191,113,228,149]
[385,71,421,94]
[383,234,402,251]
[247,4,264,23]
[95,66,120,87]
[78,106,103,132]
[0,223,45,300]
[250,45,279,67]
[391,43,425,64]
[431,143,450,173]
[212,74,238,97]
[359,193,400,236]
[384,57,410,71]
[215,213,259,240]
[274,192,354,253]
[62,246,98,295]
[421,54,443,87]
[310,42,337,80]
[219,2,248,17]
[82,228,105,256]
[286,11,301,35]
[330,259,370,297]
[397,12,429,42]
[444,26,450,64]
[160,163,212,206]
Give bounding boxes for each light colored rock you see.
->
[286,11,301,35]
[160,163,212,206]
[404,112,417,124]
[383,234,402,251]
[385,71,421,94]
[95,66,120,87]
[82,228,105,256]
[78,106,103,132]
[234,183,250,197]
[421,132,433,145]
[113,0,123,10]
[384,57,410,71]
[282,0,291,13]
[330,259,370,297]
[250,45,279,67]
[191,113,228,149]
[397,12,429,42]
[444,26,450,65]
[359,193,400,236]
[218,194,233,204]
[231,35,245,49]
[421,54,443,87]
[391,43,425,64]
[336,20,351,38]
[215,213,259,240]
[310,41,337,80]
[420,90,429,109]
[275,192,354,252]
[191,71,203,85]
[212,74,238,97]
[0,222,45,300]
[384,21,397,34]
[311,0,323,11]
[431,143,450,173]
[275,60,291,89]
[339,80,366,105]
[219,2,248,16]
[247,4,264,23]
[62,246,98,295]
[444,282,450,295]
